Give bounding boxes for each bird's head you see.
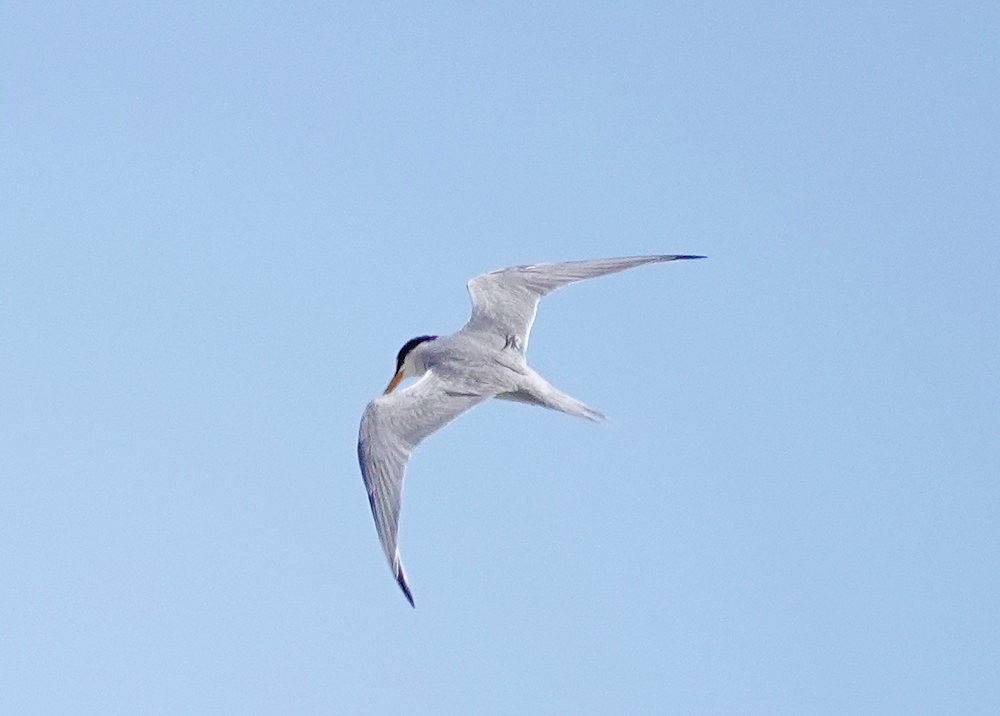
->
[384,335,437,394]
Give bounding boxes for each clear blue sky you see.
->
[3,2,998,713]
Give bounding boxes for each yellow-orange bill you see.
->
[384,369,404,394]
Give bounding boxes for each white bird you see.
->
[357,254,704,605]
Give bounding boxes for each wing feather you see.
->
[463,254,703,352]
[357,371,487,606]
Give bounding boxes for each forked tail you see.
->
[497,371,606,422]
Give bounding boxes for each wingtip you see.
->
[670,254,706,260]
[396,568,415,608]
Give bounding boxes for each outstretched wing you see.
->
[357,371,488,606]
[463,254,704,353]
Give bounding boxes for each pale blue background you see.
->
[3,2,998,713]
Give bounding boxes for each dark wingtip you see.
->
[671,254,706,260]
[397,571,415,608]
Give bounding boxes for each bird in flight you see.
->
[357,254,704,606]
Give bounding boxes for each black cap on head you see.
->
[395,335,437,371]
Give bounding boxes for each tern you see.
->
[357,254,704,605]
